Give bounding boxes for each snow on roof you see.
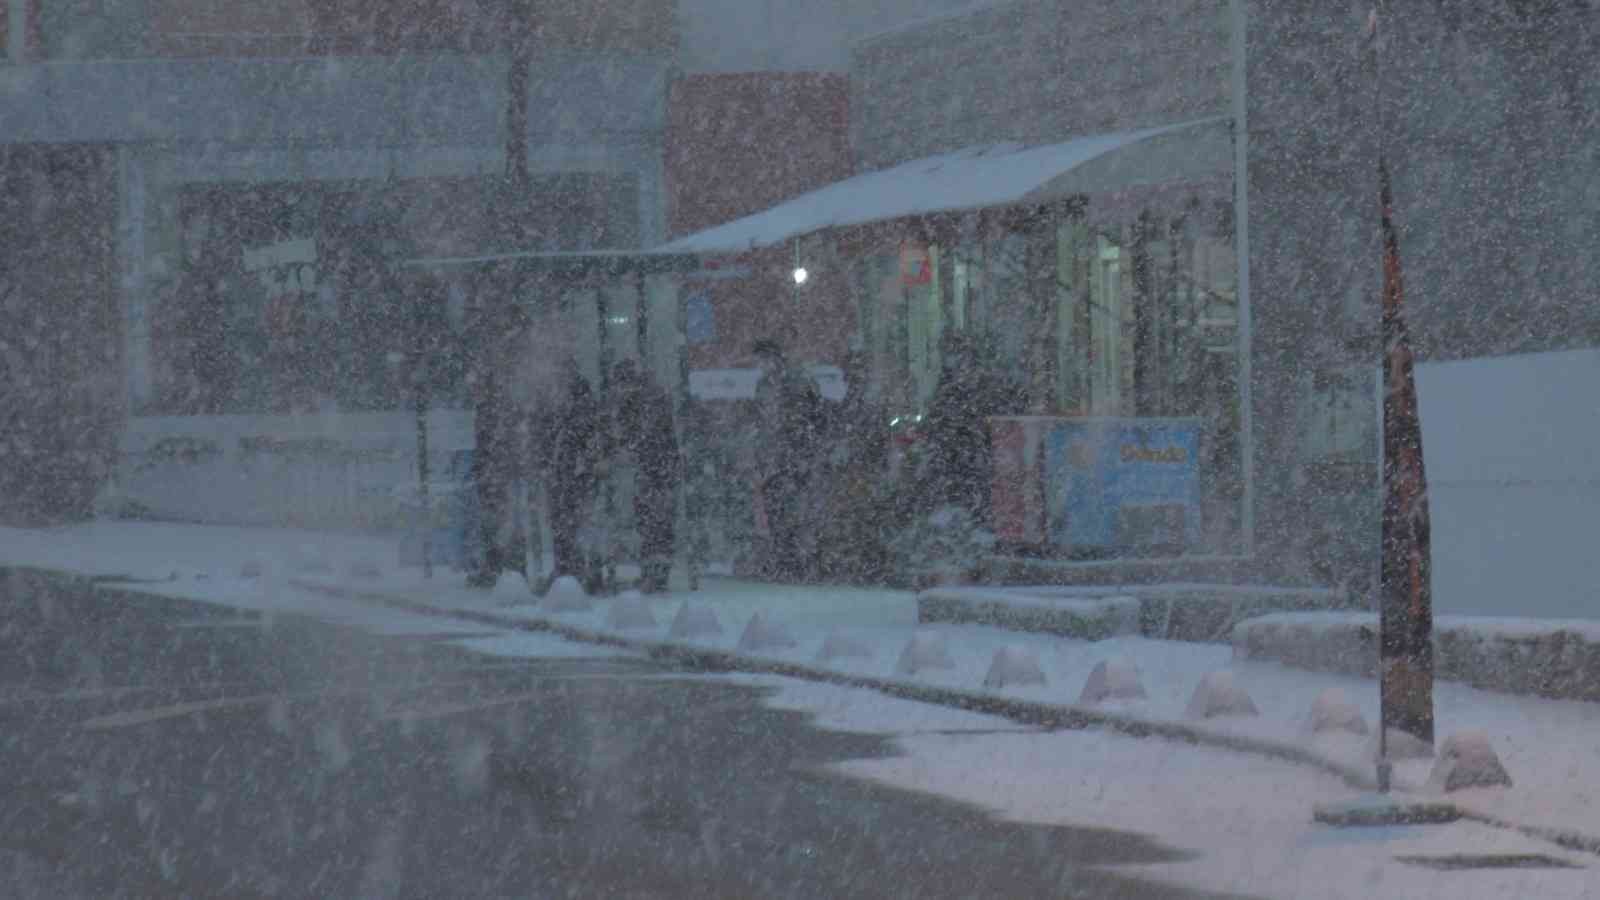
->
[659,118,1226,255]
[403,248,702,274]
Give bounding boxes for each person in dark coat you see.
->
[611,360,679,593]
[542,361,604,593]
[751,339,826,582]
[818,347,891,583]
[922,330,1019,526]
[467,365,523,588]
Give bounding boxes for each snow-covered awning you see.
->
[402,249,704,277]
[659,117,1230,255]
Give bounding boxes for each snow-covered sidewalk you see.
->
[4,521,1597,896]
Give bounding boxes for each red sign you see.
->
[900,244,932,285]
[990,417,1046,544]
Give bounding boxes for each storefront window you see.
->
[903,242,942,410]
[1087,233,1125,415]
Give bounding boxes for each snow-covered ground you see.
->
[4,520,1598,897]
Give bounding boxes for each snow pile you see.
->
[606,591,657,630]
[1077,657,1147,704]
[1306,687,1368,736]
[1185,670,1259,719]
[982,644,1047,688]
[918,587,1140,640]
[540,575,592,613]
[1368,728,1434,761]
[669,601,723,639]
[491,571,530,603]
[1231,611,1377,677]
[1427,731,1513,793]
[1234,610,1600,703]
[895,631,955,676]
[816,629,874,662]
[737,612,798,652]
[826,717,1594,900]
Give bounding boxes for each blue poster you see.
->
[685,291,715,345]
[1045,419,1201,550]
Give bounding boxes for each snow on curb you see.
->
[1234,611,1600,703]
[923,583,1346,643]
[917,587,1138,639]
[20,561,1595,860]
[286,577,1384,795]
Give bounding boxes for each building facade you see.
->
[667,0,1244,562]
[1246,0,1600,587]
[0,0,676,527]
[668,0,1600,586]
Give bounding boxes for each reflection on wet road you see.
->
[0,575,1252,898]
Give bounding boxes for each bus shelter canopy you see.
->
[659,117,1229,255]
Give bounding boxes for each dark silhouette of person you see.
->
[542,362,604,593]
[752,339,826,582]
[611,360,680,593]
[923,331,1019,526]
[819,348,891,583]
[467,367,521,587]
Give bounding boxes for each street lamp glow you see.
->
[792,266,809,285]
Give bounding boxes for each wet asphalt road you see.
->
[0,578,1254,899]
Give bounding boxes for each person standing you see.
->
[923,330,1023,526]
[467,358,525,587]
[751,339,825,582]
[611,360,679,593]
[543,360,605,593]
[819,347,890,583]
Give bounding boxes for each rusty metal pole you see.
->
[1370,4,1435,789]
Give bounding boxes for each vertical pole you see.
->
[635,269,649,364]
[1371,4,1435,751]
[791,238,802,350]
[1229,0,1256,556]
[406,272,433,579]
[415,364,432,580]
[505,0,530,192]
[596,274,616,591]
[678,270,699,590]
